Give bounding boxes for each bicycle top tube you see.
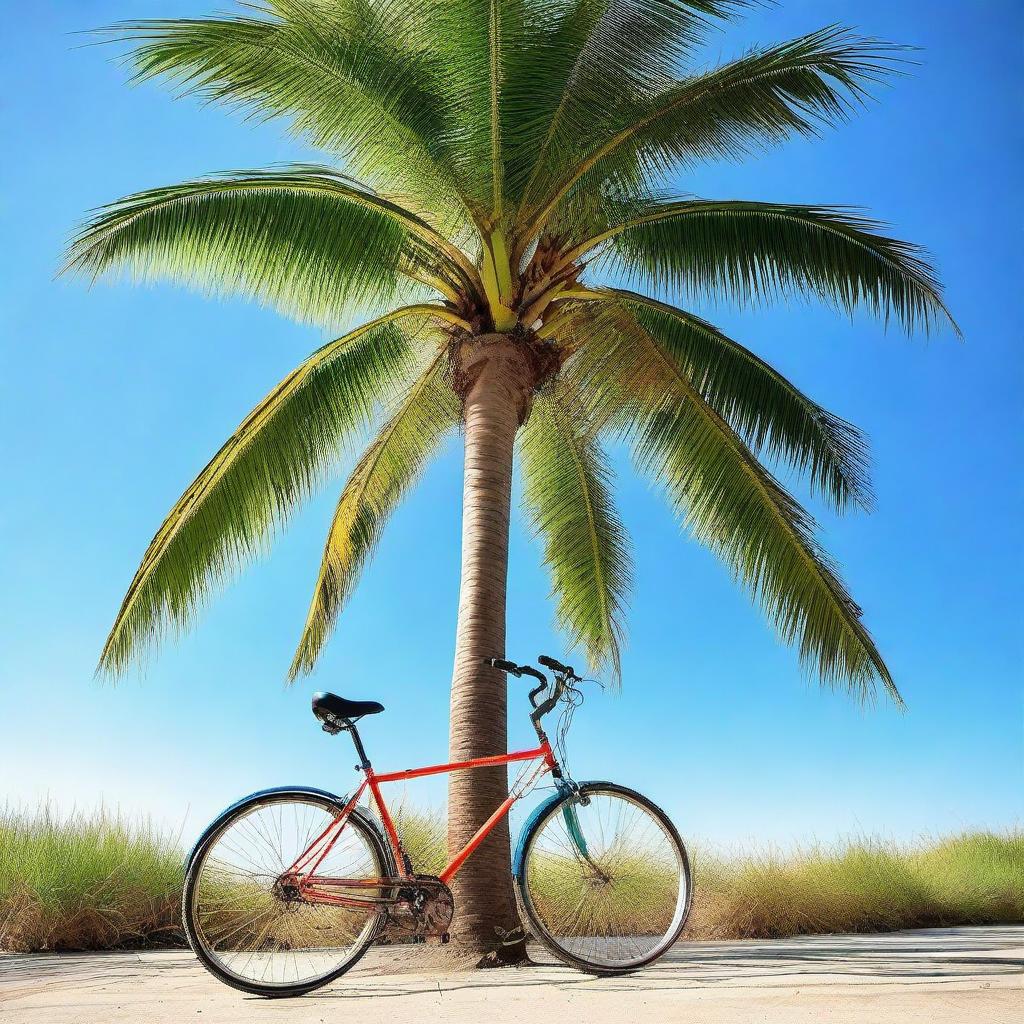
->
[371,744,555,784]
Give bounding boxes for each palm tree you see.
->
[68,1,956,962]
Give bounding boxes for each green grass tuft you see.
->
[690,831,1024,939]
[0,805,183,951]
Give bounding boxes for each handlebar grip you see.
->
[484,657,521,676]
[538,654,573,676]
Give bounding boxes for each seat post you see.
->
[344,719,372,771]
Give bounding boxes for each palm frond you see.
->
[98,307,456,678]
[64,166,476,325]
[513,0,747,222]
[111,5,474,229]
[572,200,957,335]
[527,26,908,236]
[290,349,460,678]
[552,289,873,511]
[488,0,505,222]
[520,383,632,683]
[562,309,900,703]
[397,1,740,230]
[391,0,514,225]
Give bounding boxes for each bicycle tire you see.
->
[183,788,395,997]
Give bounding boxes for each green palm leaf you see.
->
[511,0,745,217]
[567,200,957,335]
[112,4,473,228]
[98,306,457,677]
[552,288,873,511]
[64,166,477,325]
[520,385,632,682]
[527,25,908,234]
[291,349,461,678]
[564,307,899,703]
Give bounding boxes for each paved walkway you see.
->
[1,927,1020,1023]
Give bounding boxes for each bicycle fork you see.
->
[561,792,611,884]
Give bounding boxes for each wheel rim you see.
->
[187,796,385,989]
[521,788,689,969]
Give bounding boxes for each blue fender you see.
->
[185,785,375,872]
[514,781,610,876]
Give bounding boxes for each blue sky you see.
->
[1,1,1021,851]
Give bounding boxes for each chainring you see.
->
[381,875,454,942]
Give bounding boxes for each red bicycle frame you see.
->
[283,739,559,907]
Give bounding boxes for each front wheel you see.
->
[515,782,691,974]
[183,790,393,997]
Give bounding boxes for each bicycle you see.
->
[182,654,692,996]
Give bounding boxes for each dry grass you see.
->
[687,831,1024,939]
[1,803,1020,952]
[0,805,183,952]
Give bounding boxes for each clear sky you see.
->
[1,1,1021,852]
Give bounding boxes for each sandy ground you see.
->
[1,926,1020,1024]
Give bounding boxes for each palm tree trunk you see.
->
[447,334,532,964]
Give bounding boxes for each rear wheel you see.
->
[183,790,393,997]
[516,782,691,974]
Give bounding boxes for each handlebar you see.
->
[484,655,581,721]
